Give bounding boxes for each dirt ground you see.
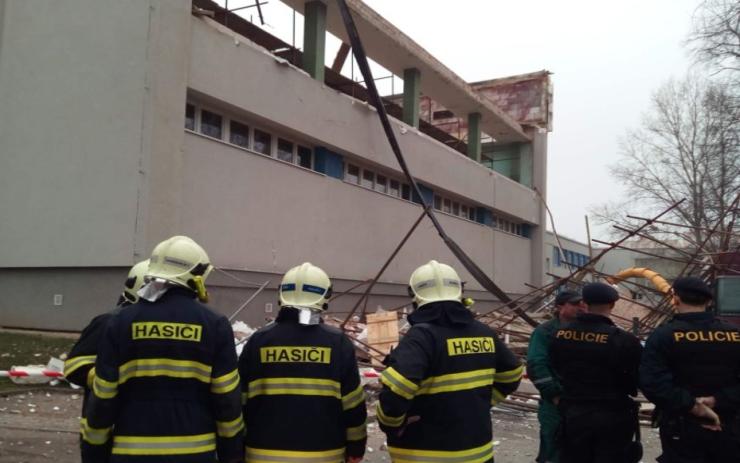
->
[0,390,664,463]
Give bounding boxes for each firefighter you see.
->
[64,259,149,463]
[549,282,643,463]
[526,289,586,463]
[377,260,523,463]
[239,262,367,463]
[639,276,740,462]
[85,236,244,463]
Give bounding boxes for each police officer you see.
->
[64,260,149,463]
[377,260,522,463]
[239,262,367,463]
[639,276,740,462]
[527,289,585,463]
[85,236,244,463]
[550,282,642,463]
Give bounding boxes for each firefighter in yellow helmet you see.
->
[377,260,523,463]
[85,236,244,463]
[239,262,367,463]
[64,260,149,463]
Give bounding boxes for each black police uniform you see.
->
[639,279,740,462]
[239,306,367,463]
[550,285,642,463]
[377,301,523,463]
[85,287,244,463]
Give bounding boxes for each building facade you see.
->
[0,0,550,330]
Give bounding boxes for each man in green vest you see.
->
[527,289,585,462]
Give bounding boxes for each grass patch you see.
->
[0,331,76,392]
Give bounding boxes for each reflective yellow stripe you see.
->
[211,369,240,394]
[93,375,118,399]
[241,391,248,405]
[417,368,495,395]
[246,446,345,462]
[342,384,365,410]
[491,388,506,406]
[247,377,341,399]
[216,415,245,438]
[493,365,523,384]
[79,418,111,445]
[64,355,96,377]
[86,367,96,388]
[118,358,212,385]
[389,441,494,463]
[346,420,367,441]
[380,367,419,400]
[112,433,216,456]
[376,402,405,428]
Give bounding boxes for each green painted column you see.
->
[467,112,482,162]
[403,68,421,127]
[303,1,326,82]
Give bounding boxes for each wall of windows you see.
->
[185,103,313,170]
[552,247,589,268]
[185,101,529,239]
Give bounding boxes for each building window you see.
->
[297,146,312,168]
[402,184,411,200]
[375,174,387,193]
[468,207,476,221]
[553,247,561,267]
[254,129,272,155]
[229,120,249,149]
[185,104,195,131]
[461,205,468,218]
[200,109,223,139]
[361,170,374,189]
[452,202,460,216]
[346,164,360,184]
[389,179,400,197]
[443,198,452,214]
[277,138,294,162]
[434,195,442,210]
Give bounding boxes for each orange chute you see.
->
[606,267,671,294]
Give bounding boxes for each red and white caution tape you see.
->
[0,369,64,378]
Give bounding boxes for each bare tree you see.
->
[687,0,740,75]
[596,75,740,252]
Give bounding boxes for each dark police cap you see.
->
[555,289,582,306]
[672,276,712,300]
[582,282,620,304]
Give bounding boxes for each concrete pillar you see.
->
[302,1,326,82]
[529,128,548,287]
[402,68,421,128]
[467,112,482,162]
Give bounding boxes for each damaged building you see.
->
[0,0,552,330]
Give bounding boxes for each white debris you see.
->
[232,321,257,356]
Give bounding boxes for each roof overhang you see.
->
[281,0,531,143]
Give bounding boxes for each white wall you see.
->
[180,133,532,293]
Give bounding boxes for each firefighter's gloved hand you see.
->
[397,415,421,437]
[346,457,362,463]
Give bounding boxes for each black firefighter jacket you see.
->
[377,301,523,463]
[238,307,367,463]
[85,287,244,463]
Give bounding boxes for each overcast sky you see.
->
[224,0,704,243]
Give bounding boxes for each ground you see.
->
[0,331,664,462]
